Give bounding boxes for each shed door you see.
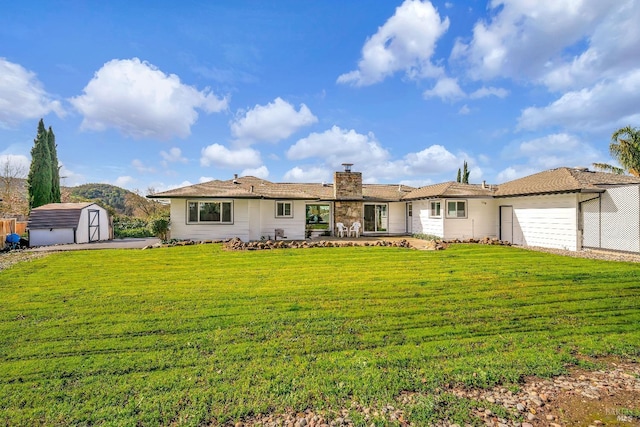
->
[88,210,100,242]
[500,206,513,243]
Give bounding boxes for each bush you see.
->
[149,217,170,241]
[115,228,153,238]
[412,233,441,241]
[113,216,154,239]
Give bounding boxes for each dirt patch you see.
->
[229,359,639,426]
[552,390,640,426]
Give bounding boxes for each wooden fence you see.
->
[1,219,26,244]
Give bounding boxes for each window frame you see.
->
[445,199,467,219]
[429,201,441,218]
[186,200,234,224]
[275,201,294,218]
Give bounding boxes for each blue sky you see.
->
[2,0,640,192]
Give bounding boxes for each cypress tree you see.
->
[27,119,53,210]
[462,161,470,184]
[456,168,461,183]
[48,126,61,203]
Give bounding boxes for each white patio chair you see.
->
[349,221,361,238]
[336,222,348,237]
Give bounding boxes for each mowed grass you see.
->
[0,244,639,425]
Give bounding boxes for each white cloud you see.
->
[230,97,317,144]
[200,143,262,169]
[0,154,30,177]
[151,180,194,193]
[283,166,332,183]
[458,104,471,115]
[469,86,509,99]
[286,126,475,182]
[540,1,640,91]
[160,147,188,165]
[337,0,449,86]
[0,58,64,128]
[423,77,465,101]
[199,176,214,183]
[287,126,390,168]
[241,165,269,179]
[499,133,601,181]
[451,0,613,84]
[518,70,640,131]
[70,58,228,140]
[132,159,155,173]
[114,175,135,188]
[496,166,539,183]
[58,163,84,187]
[401,145,464,175]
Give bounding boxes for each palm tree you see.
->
[593,126,640,176]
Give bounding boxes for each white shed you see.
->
[27,203,111,247]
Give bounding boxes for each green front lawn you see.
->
[0,244,639,425]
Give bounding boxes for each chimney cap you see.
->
[341,163,353,172]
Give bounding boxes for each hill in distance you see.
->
[1,179,157,218]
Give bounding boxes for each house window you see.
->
[276,201,293,218]
[364,203,388,232]
[187,201,233,224]
[429,201,441,218]
[446,200,467,218]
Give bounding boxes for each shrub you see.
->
[113,216,154,238]
[412,233,441,241]
[149,216,170,241]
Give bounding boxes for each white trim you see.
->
[275,201,293,218]
[445,199,467,219]
[186,200,234,224]
[429,200,442,218]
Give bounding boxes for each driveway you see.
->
[28,238,161,252]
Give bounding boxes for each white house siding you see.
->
[29,228,75,246]
[76,206,110,242]
[247,199,262,241]
[412,200,444,237]
[497,194,578,251]
[388,202,408,234]
[169,199,251,241]
[257,200,308,240]
[443,199,497,240]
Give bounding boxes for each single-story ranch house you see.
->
[152,165,640,253]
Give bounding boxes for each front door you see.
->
[363,204,388,233]
[500,206,513,243]
[88,210,100,242]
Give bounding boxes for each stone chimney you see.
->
[333,164,363,234]
[334,163,362,200]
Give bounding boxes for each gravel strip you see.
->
[520,246,640,263]
[0,250,49,272]
[225,361,640,426]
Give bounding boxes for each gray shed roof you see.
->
[28,202,96,230]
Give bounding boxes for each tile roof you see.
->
[494,167,640,197]
[152,177,414,202]
[402,182,496,200]
[28,203,96,229]
[150,168,640,202]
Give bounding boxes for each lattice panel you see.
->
[581,198,600,249]
[600,186,640,253]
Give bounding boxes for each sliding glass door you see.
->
[363,204,387,232]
